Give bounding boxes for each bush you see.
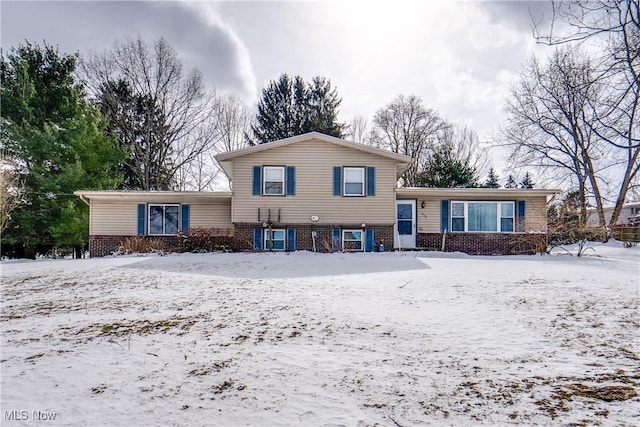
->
[177,228,235,253]
[118,236,168,254]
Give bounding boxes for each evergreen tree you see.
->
[250,73,345,144]
[504,174,517,188]
[415,144,478,188]
[98,79,172,190]
[520,171,535,189]
[483,167,500,188]
[0,42,123,257]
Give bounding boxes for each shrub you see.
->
[118,236,168,254]
[177,228,235,253]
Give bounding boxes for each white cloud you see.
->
[177,1,257,101]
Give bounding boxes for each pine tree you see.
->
[415,144,479,188]
[484,167,500,188]
[0,42,123,257]
[520,171,535,189]
[250,73,345,144]
[504,174,517,188]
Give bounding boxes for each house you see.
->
[587,203,640,227]
[75,132,559,257]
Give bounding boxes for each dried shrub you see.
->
[177,227,236,253]
[118,236,168,254]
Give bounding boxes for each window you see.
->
[450,201,515,233]
[263,166,285,195]
[149,204,179,235]
[264,229,285,251]
[343,167,365,196]
[342,230,363,251]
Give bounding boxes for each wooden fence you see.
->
[612,226,640,242]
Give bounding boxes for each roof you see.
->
[396,187,561,198]
[74,190,232,204]
[215,132,412,163]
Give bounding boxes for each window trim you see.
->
[262,166,285,196]
[343,167,365,197]
[264,228,286,251]
[342,229,364,252]
[148,204,180,236]
[450,201,515,233]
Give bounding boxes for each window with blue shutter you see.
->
[181,204,190,232]
[366,167,375,196]
[252,166,262,195]
[253,228,263,250]
[287,228,296,251]
[286,166,296,195]
[440,200,449,232]
[137,204,146,235]
[333,167,342,196]
[332,227,341,251]
[365,228,375,252]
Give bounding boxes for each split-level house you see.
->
[76,132,559,257]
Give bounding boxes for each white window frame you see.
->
[148,204,180,235]
[451,201,515,233]
[264,229,286,251]
[343,167,365,196]
[263,166,285,196]
[342,229,364,251]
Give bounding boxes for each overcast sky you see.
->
[1,1,555,159]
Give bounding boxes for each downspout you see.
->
[78,194,90,206]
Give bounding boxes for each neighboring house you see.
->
[586,203,640,227]
[76,132,559,257]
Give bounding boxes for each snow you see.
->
[1,242,638,426]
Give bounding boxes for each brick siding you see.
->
[417,232,547,255]
[234,223,394,252]
[89,235,178,257]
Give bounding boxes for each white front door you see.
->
[395,200,416,249]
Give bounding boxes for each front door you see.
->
[395,200,416,249]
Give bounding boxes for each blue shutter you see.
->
[253,228,263,250]
[252,166,262,195]
[286,166,296,195]
[365,228,375,252]
[517,200,526,231]
[181,204,190,232]
[366,166,375,196]
[333,166,342,196]
[287,228,296,251]
[440,200,449,232]
[137,204,146,235]
[332,227,341,251]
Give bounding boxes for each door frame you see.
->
[395,199,417,249]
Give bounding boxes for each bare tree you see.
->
[215,94,253,152]
[345,115,370,145]
[80,37,219,190]
[371,95,449,186]
[533,0,639,226]
[175,93,253,191]
[0,151,24,233]
[501,47,608,227]
[435,122,490,178]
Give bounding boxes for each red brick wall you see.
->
[234,223,394,252]
[417,232,547,255]
[89,235,178,257]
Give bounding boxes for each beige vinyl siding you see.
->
[405,195,549,233]
[231,139,399,224]
[90,201,138,235]
[190,200,233,229]
[90,199,232,235]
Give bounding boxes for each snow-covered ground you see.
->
[1,242,638,426]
